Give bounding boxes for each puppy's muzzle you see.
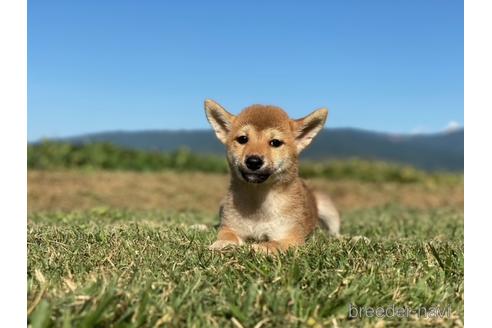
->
[240,156,271,184]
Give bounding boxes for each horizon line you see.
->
[28,126,464,143]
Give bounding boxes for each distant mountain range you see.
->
[47,128,463,171]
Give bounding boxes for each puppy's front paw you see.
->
[208,240,238,251]
[251,242,280,255]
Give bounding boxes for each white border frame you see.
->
[464,0,491,326]
[0,0,27,325]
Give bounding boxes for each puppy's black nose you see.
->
[245,155,264,171]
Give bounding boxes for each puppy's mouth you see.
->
[239,169,271,184]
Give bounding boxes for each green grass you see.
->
[28,141,462,184]
[28,206,463,327]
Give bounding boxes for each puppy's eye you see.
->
[269,139,283,148]
[236,136,248,144]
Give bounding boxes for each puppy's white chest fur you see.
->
[225,190,294,242]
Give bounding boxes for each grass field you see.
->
[27,170,463,327]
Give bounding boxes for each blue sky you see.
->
[28,0,463,141]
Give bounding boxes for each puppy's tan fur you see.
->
[205,100,340,254]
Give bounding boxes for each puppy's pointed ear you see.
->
[291,108,328,153]
[204,99,235,144]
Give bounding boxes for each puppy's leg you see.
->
[209,226,243,251]
[251,232,304,255]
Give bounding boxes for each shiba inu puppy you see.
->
[204,99,340,254]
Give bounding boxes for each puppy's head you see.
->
[204,99,328,185]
